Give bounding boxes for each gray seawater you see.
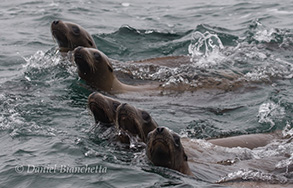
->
[1,0,293,187]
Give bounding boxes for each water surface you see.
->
[0,0,293,187]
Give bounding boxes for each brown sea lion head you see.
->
[73,47,115,90]
[51,20,96,52]
[146,127,190,175]
[88,92,120,125]
[116,103,158,142]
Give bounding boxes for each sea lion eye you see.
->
[112,101,121,111]
[141,111,150,121]
[94,52,101,60]
[173,135,180,147]
[88,39,93,47]
[72,25,80,35]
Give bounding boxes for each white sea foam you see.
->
[22,49,69,71]
[257,102,285,127]
[121,2,130,7]
[250,20,277,43]
[218,169,288,184]
[188,31,225,69]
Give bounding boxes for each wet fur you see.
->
[51,20,96,52]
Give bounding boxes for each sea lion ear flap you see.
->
[87,39,94,47]
[85,32,97,48]
[183,152,188,161]
[107,61,113,72]
[112,101,121,111]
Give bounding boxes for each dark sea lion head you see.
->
[116,103,158,142]
[146,127,189,174]
[73,47,115,90]
[51,20,96,52]
[88,92,121,125]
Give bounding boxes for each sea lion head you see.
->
[146,127,190,175]
[51,20,96,52]
[73,47,115,90]
[116,103,158,142]
[88,92,120,126]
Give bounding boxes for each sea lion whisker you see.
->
[69,39,74,49]
[51,34,56,43]
[152,139,167,147]
[83,54,96,73]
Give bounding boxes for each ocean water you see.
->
[1,0,293,187]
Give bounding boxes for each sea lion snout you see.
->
[117,103,134,116]
[73,47,92,75]
[88,92,120,125]
[73,47,84,59]
[74,46,83,52]
[147,127,169,143]
[156,127,164,133]
[52,20,59,25]
[147,127,168,139]
[116,103,158,142]
[73,47,116,88]
[146,127,191,175]
[146,127,173,168]
[117,103,128,115]
[51,20,66,35]
[51,20,97,52]
[116,103,140,135]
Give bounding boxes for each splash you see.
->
[283,122,293,138]
[244,57,293,81]
[0,48,76,138]
[248,19,281,43]
[19,48,77,84]
[114,23,293,89]
[252,20,277,43]
[22,49,62,70]
[0,102,56,138]
[276,155,293,172]
[189,31,224,58]
[115,38,229,89]
[188,31,225,68]
[257,102,286,128]
[218,169,289,184]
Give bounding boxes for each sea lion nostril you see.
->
[53,20,59,25]
[75,46,83,52]
[156,127,164,133]
[74,50,83,60]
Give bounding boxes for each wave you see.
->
[106,21,293,91]
[194,123,293,184]
[0,48,85,138]
[93,25,193,61]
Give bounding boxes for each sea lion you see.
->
[73,47,159,93]
[49,21,243,93]
[51,20,97,52]
[88,92,157,145]
[88,92,121,126]
[116,103,158,142]
[207,133,278,149]
[88,92,133,144]
[146,127,193,176]
[50,21,267,94]
[72,46,242,93]
[146,127,283,176]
